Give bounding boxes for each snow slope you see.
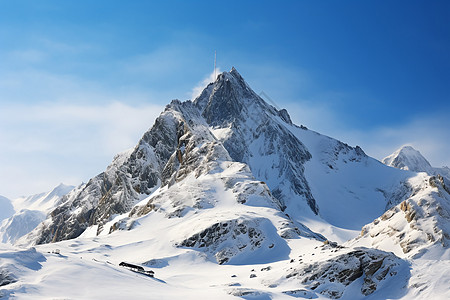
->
[0,196,14,223]
[0,215,411,300]
[0,210,45,244]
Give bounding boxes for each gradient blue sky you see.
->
[1,1,449,198]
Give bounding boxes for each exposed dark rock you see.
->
[286,248,404,298]
[360,173,450,254]
[0,269,17,286]
[282,289,316,298]
[177,218,264,264]
[278,108,293,125]
[109,217,135,233]
[228,288,269,298]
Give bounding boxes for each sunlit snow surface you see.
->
[0,223,410,299]
[1,164,448,299]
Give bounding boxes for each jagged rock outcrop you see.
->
[0,269,17,287]
[357,172,450,255]
[285,248,406,299]
[177,218,267,264]
[125,100,323,265]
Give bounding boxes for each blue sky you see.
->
[1,1,449,198]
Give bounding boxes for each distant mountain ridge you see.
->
[0,184,74,245]
[383,145,450,181]
[12,183,75,213]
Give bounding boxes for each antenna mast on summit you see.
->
[214,50,217,81]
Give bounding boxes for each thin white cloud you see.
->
[0,102,163,199]
[190,68,221,100]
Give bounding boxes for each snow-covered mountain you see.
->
[0,184,74,245]
[383,145,450,181]
[0,210,45,244]
[0,196,14,223]
[383,146,434,173]
[1,68,449,299]
[11,183,74,213]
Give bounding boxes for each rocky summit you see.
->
[1,68,449,299]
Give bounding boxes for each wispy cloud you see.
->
[0,102,163,198]
[0,35,217,198]
[190,68,221,100]
[287,105,450,168]
[356,114,450,167]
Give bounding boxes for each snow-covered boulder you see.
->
[285,247,407,299]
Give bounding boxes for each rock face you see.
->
[0,268,17,287]
[178,218,267,265]
[125,99,321,264]
[26,68,327,245]
[286,248,406,299]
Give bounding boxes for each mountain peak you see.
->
[194,67,278,128]
[382,145,433,173]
